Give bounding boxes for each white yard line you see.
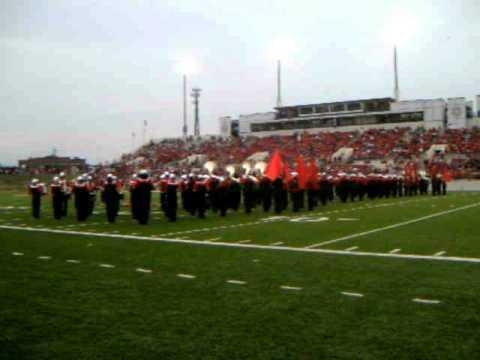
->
[280,285,302,291]
[12,252,24,256]
[206,237,221,242]
[306,202,480,249]
[3,222,480,264]
[136,268,152,273]
[238,240,251,243]
[99,264,115,268]
[345,246,358,251]
[412,298,441,305]
[389,248,401,254]
[158,222,257,237]
[269,242,284,246]
[177,273,196,279]
[226,280,246,285]
[157,198,431,237]
[37,256,51,260]
[433,251,446,256]
[341,291,364,298]
[66,259,80,264]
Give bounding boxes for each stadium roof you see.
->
[275,97,395,110]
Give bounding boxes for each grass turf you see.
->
[1,188,480,359]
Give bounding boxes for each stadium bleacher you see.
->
[105,127,480,179]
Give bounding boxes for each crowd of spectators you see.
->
[84,127,480,180]
[0,167,19,175]
[8,127,479,179]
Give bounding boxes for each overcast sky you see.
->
[1,0,479,165]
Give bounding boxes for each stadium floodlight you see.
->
[266,37,297,64]
[383,7,416,102]
[383,7,418,47]
[175,57,200,76]
[174,57,201,138]
[267,37,297,108]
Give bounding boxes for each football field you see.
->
[1,190,480,359]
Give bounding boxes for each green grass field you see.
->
[2,186,480,359]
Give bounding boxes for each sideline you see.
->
[2,222,480,264]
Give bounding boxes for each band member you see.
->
[135,169,154,225]
[58,172,70,217]
[288,172,302,212]
[86,175,97,217]
[217,175,231,217]
[159,173,168,214]
[129,174,139,219]
[28,178,46,219]
[72,176,90,221]
[272,176,285,214]
[179,174,189,213]
[229,175,241,211]
[50,176,64,220]
[185,173,196,215]
[101,174,122,223]
[194,175,207,219]
[259,175,273,213]
[166,174,179,222]
[241,173,257,214]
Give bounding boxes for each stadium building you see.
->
[18,155,87,173]
[220,96,479,138]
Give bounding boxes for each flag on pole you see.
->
[404,161,418,182]
[265,150,284,180]
[296,155,308,189]
[307,158,319,182]
[443,168,454,182]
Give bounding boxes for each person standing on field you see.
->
[58,172,70,217]
[50,176,64,220]
[72,176,90,221]
[135,169,154,225]
[29,178,46,219]
[101,174,122,223]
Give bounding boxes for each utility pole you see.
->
[131,131,136,152]
[276,59,282,107]
[182,74,188,138]
[142,120,147,145]
[393,45,400,102]
[191,88,202,138]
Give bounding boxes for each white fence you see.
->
[448,180,480,191]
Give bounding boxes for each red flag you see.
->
[308,159,319,181]
[443,168,453,182]
[296,156,308,189]
[404,161,418,182]
[265,150,284,180]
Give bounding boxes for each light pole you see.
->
[383,7,418,102]
[183,74,187,138]
[276,59,282,108]
[267,38,296,108]
[393,45,400,102]
[176,57,199,139]
[191,88,202,138]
